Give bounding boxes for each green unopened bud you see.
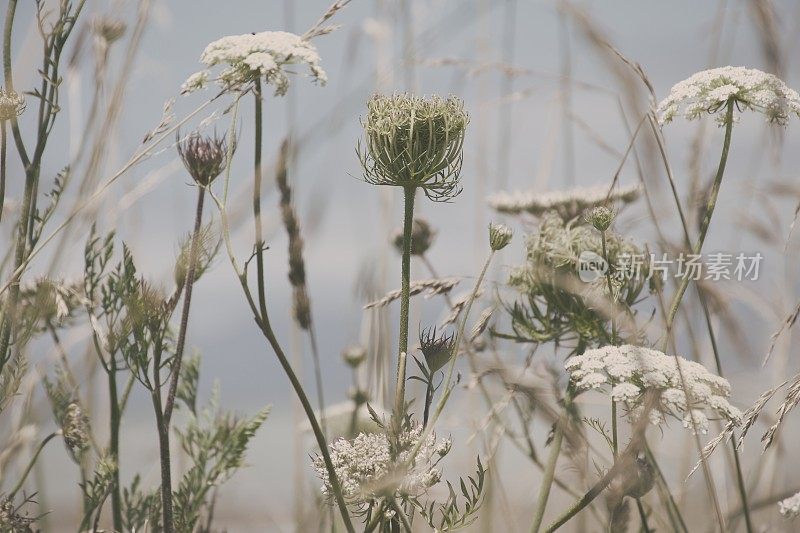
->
[420,326,455,373]
[342,345,367,368]
[359,93,469,201]
[0,88,25,121]
[584,206,615,232]
[391,218,436,256]
[488,222,513,251]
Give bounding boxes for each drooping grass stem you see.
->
[9,431,58,499]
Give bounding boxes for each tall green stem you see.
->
[394,186,416,418]
[0,121,6,222]
[530,420,565,533]
[108,359,123,532]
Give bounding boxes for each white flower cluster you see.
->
[182,31,326,96]
[488,183,641,220]
[657,66,800,125]
[779,491,800,519]
[565,344,741,434]
[313,423,451,505]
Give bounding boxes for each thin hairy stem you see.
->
[394,185,416,419]
[164,186,206,427]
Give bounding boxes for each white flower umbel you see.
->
[312,423,451,506]
[182,31,326,96]
[565,344,741,433]
[657,66,800,125]
[779,491,800,519]
[488,183,641,220]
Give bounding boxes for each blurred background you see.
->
[5,0,800,530]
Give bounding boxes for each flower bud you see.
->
[0,88,25,121]
[584,206,615,232]
[419,326,455,373]
[348,387,370,406]
[391,218,436,256]
[92,16,126,45]
[342,345,367,368]
[488,222,513,251]
[177,131,232,186]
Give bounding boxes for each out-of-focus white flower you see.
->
[488,183,641,220]
[779,491,800,519]
[657,66,800,125]
[312,423,450,505]
[182,31,326,96]
[565,344,741,433]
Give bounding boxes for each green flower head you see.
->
[358,93,469,201]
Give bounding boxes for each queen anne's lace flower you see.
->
[565,345,741,433]
[779,491,800,519]
[182,31,326,96]
[313,423,451,505]
[657,66,800,125]
[488,183,641,220]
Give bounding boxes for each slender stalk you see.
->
[635,498,651,533]
[0,121,6,222]
[107,358,123,532]
[253,81,269,323]
[658,99,753,532]
[9,432,58,499]
[611,399,618,456]
[662,100,734,338]
[153,389,174,533]
[163,186,206,427]
[217,83,354,531]
[394,185,416,419]
[530,421,565,533]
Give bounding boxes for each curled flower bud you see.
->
[63,403,90,458]
[488,222,513,251]
[359,93,469,201]
[419,326,455,373]
[342,345,367,368]
[391,218,436,256]
[584,206,615,232]
[177,131,232,186]
[0,88,25,121]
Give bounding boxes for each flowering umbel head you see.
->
[0,88,25,121]
[62,403,90,458]
[359,93,469,201]
[488,222,513,251]
[177,131,232,186]
[657,66,800,126]
[181,31,326,96]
